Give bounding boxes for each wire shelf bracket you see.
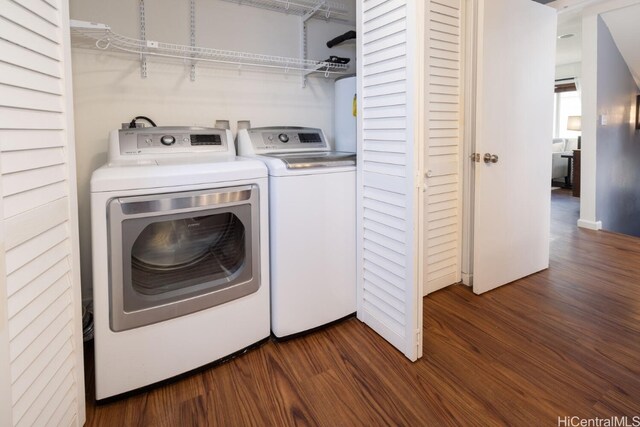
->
[190,0,196,81]
[139,0,147,78]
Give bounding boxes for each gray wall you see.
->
[595,17,640,236]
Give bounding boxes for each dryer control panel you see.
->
[109,127,234,164]
[238,127,329,155]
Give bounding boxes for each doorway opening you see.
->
[551,8,583,231]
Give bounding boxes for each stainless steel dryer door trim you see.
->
[107,185,261,332]
[119,187,253,215]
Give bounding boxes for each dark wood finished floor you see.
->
[84,189,640,426]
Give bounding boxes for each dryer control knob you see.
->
[278,133,289,143]
[161,135,176,146]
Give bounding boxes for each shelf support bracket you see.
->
[139,0,147,78]
[300,1,326,88]
[190,0,196,81]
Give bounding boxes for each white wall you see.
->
[556,61,582,80]
[69,0,356,300]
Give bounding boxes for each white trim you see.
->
[413,0,425,359]
[404,0,420,361]
[580,12,599,228]
[553,92,560,138]
[583,0,640,14]
[546,0,612,12]
[60,0,87,423]
[461,272,472,286]
[355,0,363,327]
[456,0,466,293]
[461,0,477,285]
[577,219,602,230]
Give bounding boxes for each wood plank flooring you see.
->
[83,189,640,426]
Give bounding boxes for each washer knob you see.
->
[278,133,289,143]
[160,135,176,146]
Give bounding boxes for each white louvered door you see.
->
[357,0,423,361]
[423,0,462,295]
[0,0,86,425]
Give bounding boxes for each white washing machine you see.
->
[91,127,270,399]
[237,127,356,338]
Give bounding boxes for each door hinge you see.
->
[470,153,480,162]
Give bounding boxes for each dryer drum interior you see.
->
[130,214,246,295]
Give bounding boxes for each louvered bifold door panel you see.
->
[0,0,85,425]
[357,0,421,361]
[423,0,462,295]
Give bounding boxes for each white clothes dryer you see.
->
[91,127,270,399]
[237,127,356,338]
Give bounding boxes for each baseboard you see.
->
[461,272,473,286]
[577,219,602,230]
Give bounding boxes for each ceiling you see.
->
[533,0,640,87]
[601,4,640,88]
[555,10,582,66]
[532,0,582,66]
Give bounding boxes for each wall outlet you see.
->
[121,122,145,129]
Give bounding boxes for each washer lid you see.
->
[263,151,356,169]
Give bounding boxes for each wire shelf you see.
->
[70,20,349,76]
[218,0,349,20]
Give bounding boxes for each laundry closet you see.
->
[0,0,557,424]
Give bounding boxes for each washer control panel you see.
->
[117,127,228,156]
[248,127,328,152]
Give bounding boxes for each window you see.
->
[553,90,581,139]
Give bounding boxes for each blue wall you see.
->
[595,16,640,237]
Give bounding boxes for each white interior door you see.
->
[356,0,423,361]
[471,0,557,294]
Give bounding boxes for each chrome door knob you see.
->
[484,153,499,164]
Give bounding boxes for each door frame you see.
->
[461,0,477,287]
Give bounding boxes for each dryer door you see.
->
[108,185,261,331]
